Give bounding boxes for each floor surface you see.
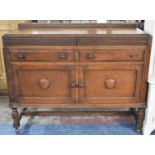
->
[0,96,154,135]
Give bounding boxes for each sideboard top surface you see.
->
[4,27,147,35]
[4,23,147,36]
[3,24,151,46]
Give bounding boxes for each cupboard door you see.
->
[78,64,143,104]
[11,63,77,104]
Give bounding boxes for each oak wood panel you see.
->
[10,63,77,104]
[18,23,137,29]
[10,102,145,109]
[139,45,152,102]
[78,64,143,104]
[3,36,77,46]
[3,35,150,46]
[77,36,150,46]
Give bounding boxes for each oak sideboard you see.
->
[2,23,152,133]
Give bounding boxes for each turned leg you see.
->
[136,108,145,133]
[11,107,20,131]
[129,108,136,115]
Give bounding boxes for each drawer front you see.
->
[79,64,143,104]
[9,48,75,62]
[10,64,77,104]
[79,48,145,62]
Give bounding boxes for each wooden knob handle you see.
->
[39,79,51,89]
[59,52,67,59]
[87,53,94,59]
[129,54,134,58]
[104,79,116,89]
[18,53,25,59]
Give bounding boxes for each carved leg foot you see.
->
[136,108,145,133]
[11,107,20,131]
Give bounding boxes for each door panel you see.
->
[84,70,136,97]
[18,70,70,97]
[11,63,77,104]
[79,64,143,104]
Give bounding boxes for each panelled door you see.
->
[11,63,77,104]
[78,64,143,104]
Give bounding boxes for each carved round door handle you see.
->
[18,53,26,59]
[87,53,95,59]
[104,78,116,89]
[39,79,51,89]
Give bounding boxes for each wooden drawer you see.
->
[9,48,75,62]
[79,48,145,62]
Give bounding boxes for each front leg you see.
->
[11,107,20,131]
[136,108,145,133]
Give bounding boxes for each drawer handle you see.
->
[78,82,85,88]
[69,81,77,88]
[18,53,26,59]
[87,53,95,59]
[39,78,51,89]
[59,52,67,60]
[104,79,116,89]
[129,54,134,58]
